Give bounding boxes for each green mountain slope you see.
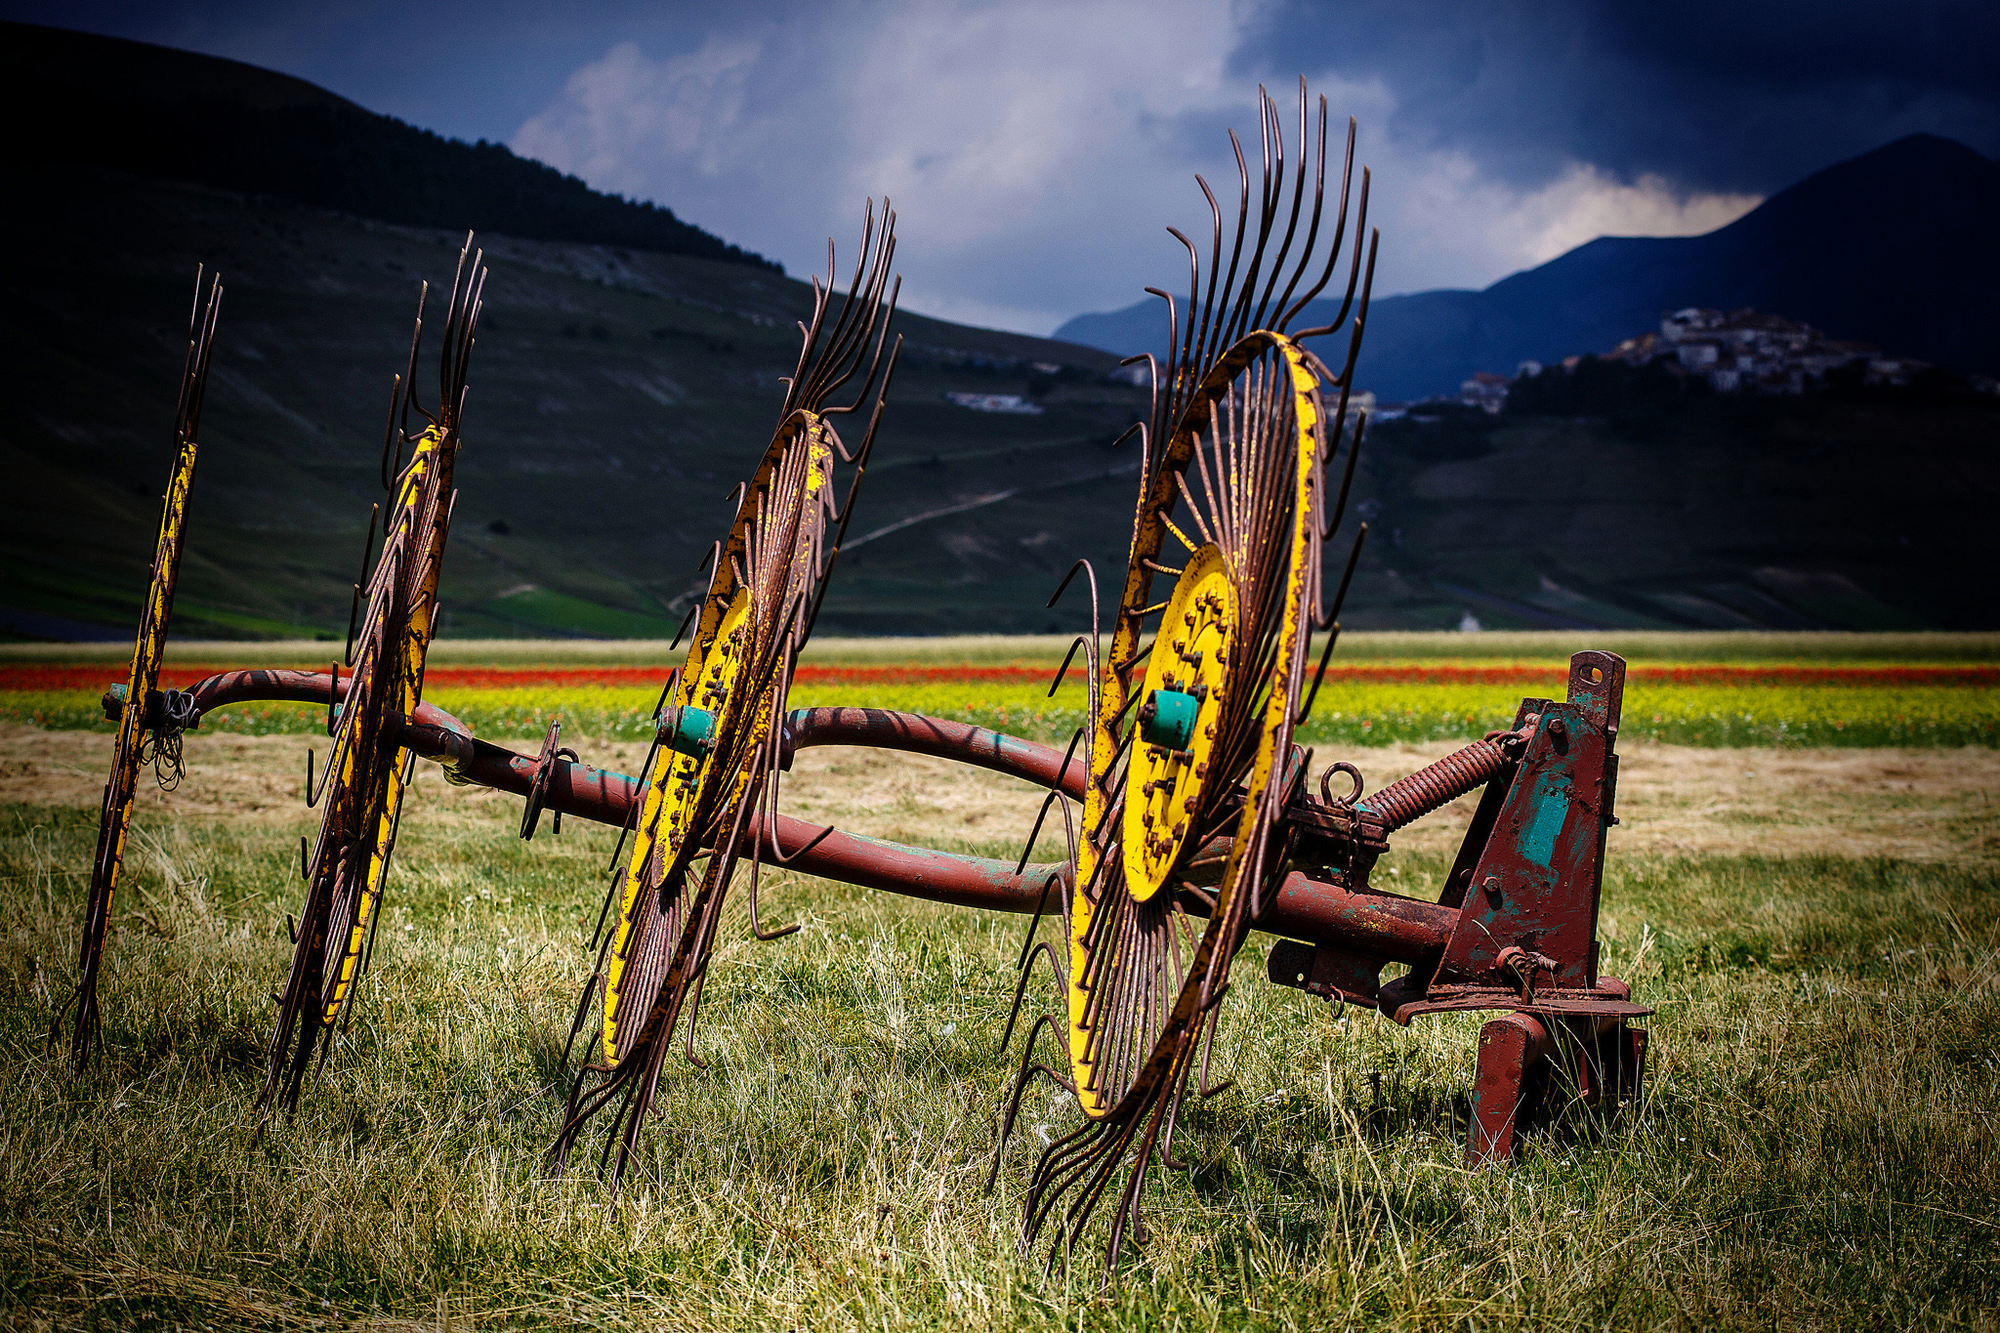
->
[0,166,1147,640]
[2,25,1994,639]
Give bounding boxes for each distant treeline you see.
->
[11,43,776,271]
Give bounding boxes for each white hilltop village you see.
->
[1439,307,1998,415]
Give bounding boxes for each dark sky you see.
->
[8,1,1994,334]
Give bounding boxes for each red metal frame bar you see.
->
[139,652,1649,1163]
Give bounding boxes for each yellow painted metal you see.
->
[1119,543,1233,902]
[597,409,837,1066]
[86,382,203,999]
[323,425,446,1025]
[1065,330,1325,1117]
[601,581,751,1064]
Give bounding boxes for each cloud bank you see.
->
[510,3,1771,334]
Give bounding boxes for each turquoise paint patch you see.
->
[1520,768,1570,869]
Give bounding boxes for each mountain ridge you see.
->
[1056,134,2000,400]
[0,20,779,272]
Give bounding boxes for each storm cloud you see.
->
[8,0,1993,334]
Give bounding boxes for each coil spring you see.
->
[1361,733,1515,833]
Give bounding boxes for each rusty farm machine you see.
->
[54,84,1647,1278]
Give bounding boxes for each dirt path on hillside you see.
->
[2,722,1994,865]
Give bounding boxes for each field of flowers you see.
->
[3,659,1993,748]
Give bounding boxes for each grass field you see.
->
[0,635,1995,1328]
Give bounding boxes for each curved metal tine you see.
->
[1243,89,1286,317]
[680,969,713,1073]
[745,712,804,939]
[1137,290,1175,408]
[1020,1124,1108,1259]
[1045,555,1101,665]
[667,599,701,653]
[374,373,405,491]
[985,1011,1070,1186]
[1319,228,1380,392]
[1189,175,1227,374]
[398,281,432,435]
[1320,403,1368,543]
[1297,524,1368,723]
[1047,1121,1140,1278]
[1164,225,1201,395]
[743,806,797,943]
[1277,113,1355,332]
[998,922,1061,1056]
[755,653,833,874]
[1252,81,1314,332]
[812,202,896,406]
[435,235,473,411]
[1292,169,1372,341]
[1194,1000,1234,1100]
[802,340,903,640]
[1015,727,1085,875]
[1273,94,1335,327]
[443,243,485,414]
[792,214,864,401]
[823,325,900,520]
[1118,349,1161,446]
[987,1052,1080,1198]
[811,217,897,411]
[822,262,901,425]
[1103,1094,1176,1272]
[793,201,878,410]
[1047,635,1090,700]
[1217,108,1280,349]
[788,266,833,413]
[554,970,606,1102]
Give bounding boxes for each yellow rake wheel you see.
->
[998,81,1379,1277]
[554,204,901,1187]
[59,268,221,1076]
[257,240,485,1120]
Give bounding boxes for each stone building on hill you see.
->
[1606,307,1915,394]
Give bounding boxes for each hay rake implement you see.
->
[62,83,1647,1282]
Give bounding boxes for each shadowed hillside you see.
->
[0,166,1146,641]
[1,21,775,270]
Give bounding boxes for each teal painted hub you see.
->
[1137,688,1199,752]
[656,705,716,758]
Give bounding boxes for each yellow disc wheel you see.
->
[555,203,901,1186]
[258,243,485,1120]
[1056,332,1326,1129]
[63,269,221,1075]
[1003,81,1378,1276]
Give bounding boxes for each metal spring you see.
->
[1361,734,1514,832]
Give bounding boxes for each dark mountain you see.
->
[1057,135,2000,400]
[0,21,777,271]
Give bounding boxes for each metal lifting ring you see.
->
[1320,760,1364,807]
